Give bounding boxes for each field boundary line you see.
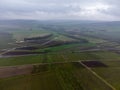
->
[0,61,78,69]
[79,61,116,90]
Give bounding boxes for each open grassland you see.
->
[0,62,112,90]
[11,30,52,41]
[0,33,15,49]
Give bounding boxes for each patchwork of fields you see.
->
[0,51,120,66]
[0,62,115,90]
[0,20,120,90]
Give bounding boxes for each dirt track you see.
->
[79,61,116,90]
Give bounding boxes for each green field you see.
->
[36,43,95,52]
[92,61,120,90]
[1,20,120,90]
[0,51,120,66]
[0,62,112,90]
[10,29,52,41]
[0,33,15,49]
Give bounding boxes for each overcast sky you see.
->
[0,0,120,21]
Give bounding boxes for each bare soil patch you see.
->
[0,65,33,78]
[81,61,107,67]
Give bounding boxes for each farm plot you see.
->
[92,61,120,90]
[92,68,120,90]
[0,62,112,90]
[92,51,120,60]
[0,51,120,67]
[0,55,43,66]
[81,61,107,67]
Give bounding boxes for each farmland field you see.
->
[94,67,120,90]
[0,51,120,66]
[0,62,113,90]
[0,20,120,90]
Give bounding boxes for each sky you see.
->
[0,0,120,21]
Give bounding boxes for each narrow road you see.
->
[79,61,116,90]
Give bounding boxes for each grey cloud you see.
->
[0,0,120,20]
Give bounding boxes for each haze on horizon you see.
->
[0,0,120,21]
